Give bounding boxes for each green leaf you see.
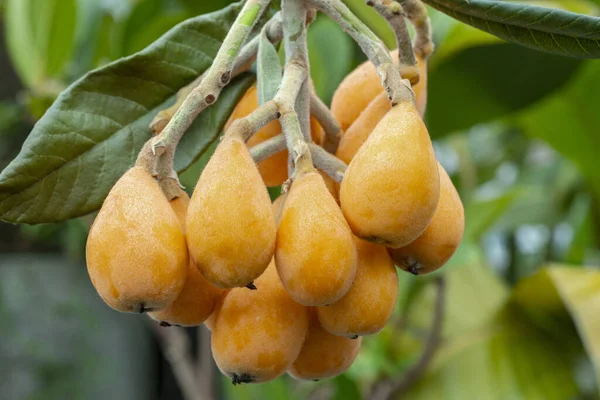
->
[5,0,77,86]
[256,28,282,105]
[517,61,600,202]
[307,15,355,104]
[0,3,253,224]
[426,43,581,137]
[422,0,600,58]
[512,266,600,387]
[402,307,579,400]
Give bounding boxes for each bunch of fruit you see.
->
[85,51,464,385]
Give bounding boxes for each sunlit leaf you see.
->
[5,0,78,86]
[512,266,600,387]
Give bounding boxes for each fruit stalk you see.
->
[309,0,413,105]
[399,0,434,59]
[310,92,343,153]
[149,12,283,136]
[146,0,271,194]
[274,60,313,174]
[225,100,280,141]
[281,0,312,143]
[248,134,348,181]
[307,143,347,182]
[367,0,419,84]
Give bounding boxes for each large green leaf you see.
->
[5,0,78,86]
[0,3,255,224]
[402,307,579,400]
[517,61,600,202]
[426,43,581,137]
[422,0,600,58]
[512,266,600,387]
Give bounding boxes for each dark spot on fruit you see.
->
[231,373,255,385]
[159,321,171,327]
[349,335,359,340]
[246,281,257,290]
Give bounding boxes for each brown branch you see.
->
[367,0,419,85]
[310,92,343,153]
[369,276,446,400]
[149,322,204,400]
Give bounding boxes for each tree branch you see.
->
[149,12,283,137]
[309,0,413,105]
[369,277,446,400]
[310,92,343,153]
[140,0,271,198]
[367,0,419,84]
[398,0,434,59]
[307,143,346,182]
[149,323,204,400]
[282,0,312,143]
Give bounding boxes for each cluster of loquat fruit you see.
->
[85,50,464,385]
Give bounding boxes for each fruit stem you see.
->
[249,134,287,163]
[310,92,343,154]
[367,0,419,85]
[309,0,414,105]
[248,134,348,182]
[274,59,313,175]
[399,0,434,59]
[149,12,283,136]
[307,143,347,182]
[281,0,312,143]
[151,0,271,156]
[225,100,280,142]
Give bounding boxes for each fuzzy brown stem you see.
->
[309,0,413,105]
[249,133,286,162]
[274,59,312,174]
[282,0,312,143]
[308,143,347,182]
[151,0,271,155]
[225,100,279,142]
[149,12,283,136]
[367,0,419,84]
[310,92,343,153]
[399,0,434,59]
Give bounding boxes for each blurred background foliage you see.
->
[1,0,600,399]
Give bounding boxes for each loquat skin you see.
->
[331,50,428,131]
[317,238,398,337]
[289,309,362,380]
[186,136,276,289]
[149,191,226,326]
[86,167,187,313]
[226,85,324,186]
[275,168,358,306]
[388,163,464,275]
[336,91,390,165]
[340,101,440,248]
[211,260,309,384]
